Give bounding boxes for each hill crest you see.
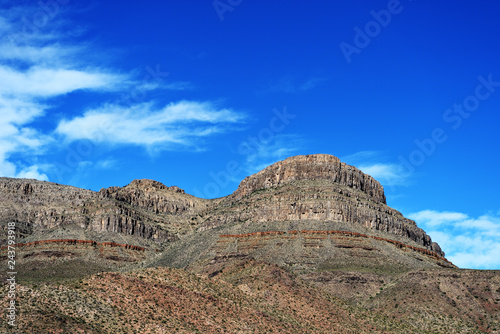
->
[1,154,446,271]
[233,154,386,204]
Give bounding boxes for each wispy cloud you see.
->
[0,5,241,182]
[407,210,469,227]
[356,163,408,186]
[0,65,122,97]
[0,5,125,181]
[243,134,304,174]
[408,209,500,269]
[14,165,49,180]
[56,100,245,149]
[341,151,410,186]
[163,81,195,91]
[95,159,117,170]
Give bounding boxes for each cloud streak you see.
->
[408,209,500,269]
[407,210,468,227]
[267,75,327,93]
[0,5,244,182]
[56,101,246,149]
[341,151,410,186]
[0,65,122,97]
[0,4,127,181]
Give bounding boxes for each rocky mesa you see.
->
[232,154,386,203]
[3,154,500,333]
[197,154,443,258]
[1,154,445,263]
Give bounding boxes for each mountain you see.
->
[1,154,499,333]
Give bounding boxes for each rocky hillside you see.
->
[2,154,499,333]
[1,256,498,333]
[0,178,210,247]
[155,155,448,277]
[1,155,441,255]
[99,179,208,215]
[1,155,449,275]
[200,154,443,257]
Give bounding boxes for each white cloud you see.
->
[407,210,468,227]
[427,230,500,269]
[457,215,500,231]
[341,151,410,186]
[15,165,49,181]
[357,163,408,186]
[0,39,84,67]
[0,5,133,181]
[56,101,245,148]
[409,209,500,269]
[0,148,49,181]
[0,95,47,125]
[0,6,123,180]
[0,4,243,183]
[0,95,52,181]
[0,65,123,97]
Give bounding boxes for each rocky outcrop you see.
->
[0,154,447,261]
[99,179,208,215]
[232,154,386,204]
[84,205,177,242]
[198,155,443,256]
[0,178,186,244]
[0,178,95,237]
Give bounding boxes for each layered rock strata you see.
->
[0,154,445,261]
[200,155,443,256]
[215,230,454,267]
[233,154,386,203]
[0,178,203,244]
[1,239,148,252]
[99,179,207,215]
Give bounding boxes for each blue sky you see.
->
[1,1,499,269]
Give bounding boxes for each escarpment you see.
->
[0,178,201,245]
[3,155,499,334]
[99,179,208,215]
[1,154,448,268]
[199,155,443,257]
[232,154,386,203]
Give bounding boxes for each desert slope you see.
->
[1,154,498,333]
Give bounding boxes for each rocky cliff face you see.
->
[198,155,443,257]
[0,178,204,245]
[232,154,386,204]
[1,154,445,260]
[99,179,208,215]
[0,178,95,238]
